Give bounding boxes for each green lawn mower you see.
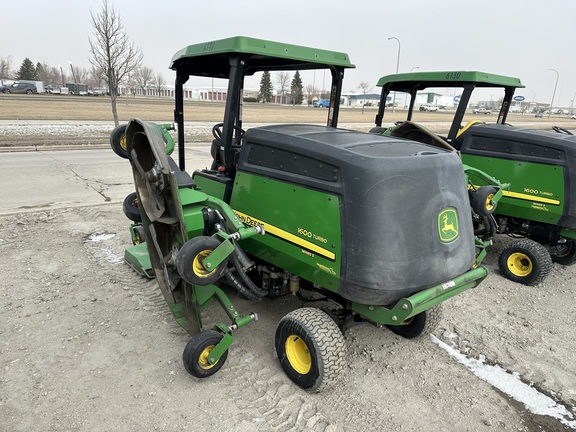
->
[111,37,493,391]
[372,70,576,285]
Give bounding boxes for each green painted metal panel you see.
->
[376,70,524,90]
[229,171,342,291]
[170,36,355,73]
[194,174,227,201]
[462,154,565,225]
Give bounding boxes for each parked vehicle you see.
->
[46,85,62,94]
[0,82,38,94]
[313,99,330,107]
[473,107,492,114]
[419,104,439,111]
[89,88,107,96]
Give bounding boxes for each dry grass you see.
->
[0,93,571,131]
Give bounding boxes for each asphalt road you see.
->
[0,146,212,216]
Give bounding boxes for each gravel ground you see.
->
[1,110,576,431]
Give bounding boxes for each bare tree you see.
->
[71,65,89,84]
[36,62,60,85]
[275,71,290,98]
[88,66,107,90]
[0,56,13,79]
[358,81,373,114]
[134,66,154,95]
[154,72,166,96]
[88,0,143,126]
[304,84,318,106]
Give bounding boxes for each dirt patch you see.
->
[1,206,575,431]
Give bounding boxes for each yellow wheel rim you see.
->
[485,193,495,212]
[285,335,311,374]
[192,249,217,278]
[507,252,533,277]
[198,345,217,370]
[120,134,127,151]
[400,316,414,326]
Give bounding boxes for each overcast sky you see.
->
[2,0,574,106]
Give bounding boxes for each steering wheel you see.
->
[552,125,573,135]
[212,123,246,146]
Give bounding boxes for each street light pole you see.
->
[69,61,78,95]
[548,68,559,118]
[388,36,401,112]
[57,64,64,86]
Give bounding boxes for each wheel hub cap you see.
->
[285,335,311,374]
[507,252,533,277]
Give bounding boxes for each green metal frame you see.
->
[374,70,525,143]
[169,36,355,172]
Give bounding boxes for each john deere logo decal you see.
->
[438,208,459,242]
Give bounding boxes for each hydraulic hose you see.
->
[223,268,261,301]
[231,251,268,298]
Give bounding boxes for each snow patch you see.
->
[432,334,576,429]
[87,233,116,242]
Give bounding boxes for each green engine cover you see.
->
[226,124,476,305]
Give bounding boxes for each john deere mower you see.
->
[112,38,493,391]
[372,70,576,285]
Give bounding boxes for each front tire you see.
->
[122,192,141,222]
[176,236,227,286]
[183,330,228,378]
[498,239,552,285]
[275,308,347,392]
[472,186,497,216]
[387,304,443,339]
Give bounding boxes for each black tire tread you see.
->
[387,304,443,339]
[550,239,576,266]
[498,238,552,285]
[278,308,347,392]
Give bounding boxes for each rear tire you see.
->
[498,239,552,285]
[275,308,347,392]
[387,304,443,339]
[550,239,576,266]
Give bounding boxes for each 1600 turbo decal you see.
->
[234,210,335,261]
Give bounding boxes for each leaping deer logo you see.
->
[442,214,457,235]
[438,209,459,242]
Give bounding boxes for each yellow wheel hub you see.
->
[198,345,217,370]
[507,252,533,277]
[285,335,311,374]
[192,249,217,278]
[120,134,127,151]
[485,193,495,212]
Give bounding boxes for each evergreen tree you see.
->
[17,58,37,80]
[258,71,272,103]
[290,70,304,105]
[35,62,46,82]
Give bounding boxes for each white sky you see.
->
[1,0,575,106]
